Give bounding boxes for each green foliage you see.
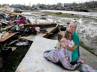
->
[48,12,79,18]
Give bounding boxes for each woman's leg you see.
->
[58,49,78,70]
[44,49,79,70]
[44,50,59,63]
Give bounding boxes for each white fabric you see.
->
[44,48,78,70]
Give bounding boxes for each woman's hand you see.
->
[60,38,68,48]
[69,47,75,51]
[68,45,78,51]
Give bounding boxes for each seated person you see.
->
[44,21,80,70]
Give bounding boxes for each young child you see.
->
[66,39,74,62]
[60,31,75,62]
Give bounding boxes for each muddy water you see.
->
[21,11,97,70]
[52,17,97,55]
[52,16,97,55]
[77,18,97,55]
[23,11,97,55]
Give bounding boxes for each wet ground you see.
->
[23,11,97,56]
[1,11,97,72]
[21,11,97,70]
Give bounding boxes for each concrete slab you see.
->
[16,36,79,72]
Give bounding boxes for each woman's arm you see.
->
[60,38,67,48]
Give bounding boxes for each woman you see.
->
[44,21,80,70]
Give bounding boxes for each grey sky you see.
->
[0,0,96,5]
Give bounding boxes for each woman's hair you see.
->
[58,34,63,41]
[60,26,66,31]
[67,20,77,27]
[58,20,77,41]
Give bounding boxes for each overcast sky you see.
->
[0,0,96,5]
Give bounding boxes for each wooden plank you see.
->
[0,32,17,43]
[43,26,58,38]
[9,12,23,15]
[1,25,13,31]
[20,27,56,41]
[24,23,57,28]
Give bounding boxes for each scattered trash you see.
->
[79,64,97,72]
[16,41,28,46]
[8,39,32,47]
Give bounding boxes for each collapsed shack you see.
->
[0,12,58,71]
